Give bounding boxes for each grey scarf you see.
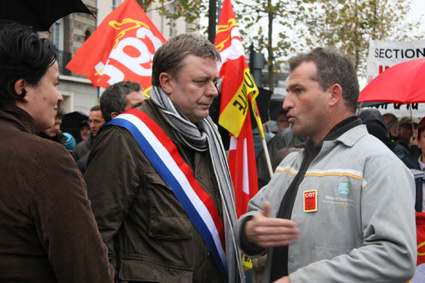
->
[150,86,244,283]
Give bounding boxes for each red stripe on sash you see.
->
[126,108,226,248]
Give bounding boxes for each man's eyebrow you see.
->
[286,83,302,91]
[193,75,209,80]
[194,75,218,81]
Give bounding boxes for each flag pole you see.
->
[410,106,416,139]
[252,98,273,179]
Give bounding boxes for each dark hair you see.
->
[151,33,220,86]
[100,81,142,122]
[79,120,89,129]
[0,20,57,107]
[288,47,359,113]
[90,105,101,112]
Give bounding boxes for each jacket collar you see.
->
[334,123,368,147]
[0,104,37,134]
[301,116,363,152]
[323,116,361,142]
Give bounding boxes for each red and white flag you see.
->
[214,0,259,218]
[66,0,166,91]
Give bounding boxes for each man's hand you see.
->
[245,202,299,248]
[410,134,418,147]
[273,276,290,283]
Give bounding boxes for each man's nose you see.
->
[207,81,219,97]
[282,95,292,110]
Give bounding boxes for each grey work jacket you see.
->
[236,124,417,283]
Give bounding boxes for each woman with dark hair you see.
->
[0,21,113,282]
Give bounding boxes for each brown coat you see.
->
[0,104,113,283]
[85,100,226,282]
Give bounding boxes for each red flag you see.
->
[215,0,259,217]
[228,115,258,218]
[417,212,425,265]
[66,0,166,91]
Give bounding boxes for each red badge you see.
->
[303,190,317,212]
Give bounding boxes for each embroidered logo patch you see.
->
[338,183,351,196]
[303,190,317,212]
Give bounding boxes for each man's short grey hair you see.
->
[151,33,221,86]
[100,81,142,122]
[288,47,359,113]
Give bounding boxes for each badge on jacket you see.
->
[303,190,317,212]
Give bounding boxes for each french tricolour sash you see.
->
[108,108,227,276]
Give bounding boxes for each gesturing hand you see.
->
[273,276,291,283]
[245,202,299,248]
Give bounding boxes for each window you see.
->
[53,19,64,51]
[84,30,91,41]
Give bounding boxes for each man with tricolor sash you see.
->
[84,34,245,282]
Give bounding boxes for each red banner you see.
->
[66,0,165,90]
[417,212,425,265]
[228,115,258,217]
[215,0,258,217]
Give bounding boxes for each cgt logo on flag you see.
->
[215,18,239,54]
[66,0,165,91]
[94,18,163,88]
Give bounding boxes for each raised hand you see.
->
[245,202,299,248]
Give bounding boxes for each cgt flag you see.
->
[214,0,259,218]
[66,0,165,91]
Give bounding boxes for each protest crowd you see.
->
[1,0,425,282]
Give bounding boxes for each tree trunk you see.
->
[267,0,274,91]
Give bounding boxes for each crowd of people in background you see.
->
[1,19,423,283]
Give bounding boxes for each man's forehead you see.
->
[181,54,217,71]
[287,63,318,87]
[89,110,102,117]
[291,61,317,77]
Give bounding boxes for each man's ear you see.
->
[329,83,343,107]
[111,112,119,119]
[159,73,172,94]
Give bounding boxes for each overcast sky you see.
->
[410,0,425,32]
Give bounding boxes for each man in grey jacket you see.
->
[235,47,417,283]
